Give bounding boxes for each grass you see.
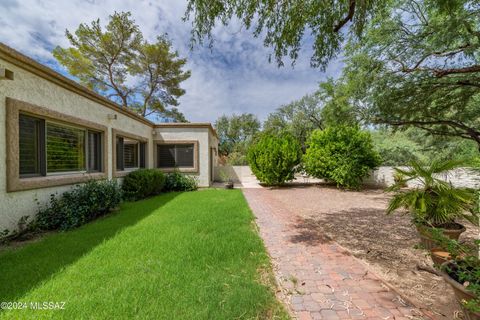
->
[0,189,288,319]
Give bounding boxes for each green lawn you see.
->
[0,189,288,319]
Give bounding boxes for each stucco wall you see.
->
[154,127,213,187]
[216,165,480,189]
[0,56,217,232]
[363,166,480,189]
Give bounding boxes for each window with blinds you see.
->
[116,137,145,171]
[46,123,86,172]
[157,144,194,168]
[18,113,103,177]
[19,114,43,176]
[124,140,139,168]
[88,131,102,172]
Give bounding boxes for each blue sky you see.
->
[0,0,343,123]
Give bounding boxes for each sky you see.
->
[0,0,343,123]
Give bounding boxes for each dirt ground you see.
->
[263,185,479,320]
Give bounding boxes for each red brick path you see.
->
[243,189,427,320]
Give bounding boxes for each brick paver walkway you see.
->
[243,189,428,320]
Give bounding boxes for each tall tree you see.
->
[263,92,324,150]
[344,0,480,149]
[54,12,191,121]
[184,0,384,68]
[215,113,261,156]
[263,81,357,150]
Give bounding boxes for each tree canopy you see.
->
[344,0,480,148]
[184,0,383,68]
[54,12,191,121]
[214,113,261,156]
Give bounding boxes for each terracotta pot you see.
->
[430,248,451,267]
[440,261,480,320]
[416,223,466,250]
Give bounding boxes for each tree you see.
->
[247,133,302,185]
[214,113,261,156]
[184,0,384,68]
[344,0,480,149]
[263,80,358,150]
[53,12,191,121]
[263,92,324,150]
[303,126,380,189]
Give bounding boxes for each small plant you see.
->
[36,180,122,231]
[387,159,478,250]
[0,229,10,245]
[303,126,381,189]
[247,132,302,185]
[164,170,198,192]
[122,169,166,201]
[387,160,477,226]
[431,229,480,315]
[393,171,407,187]
[219,167,234,189]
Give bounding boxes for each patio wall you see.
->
[215,165,480,189]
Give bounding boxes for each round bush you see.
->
[122,169,166,201]
[303,126,381,189]
[247,133,302,185]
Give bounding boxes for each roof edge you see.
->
[154,123,218,138]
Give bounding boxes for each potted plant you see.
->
[434,232,480,320]
[386,160,477,250]
[219,168,234,189]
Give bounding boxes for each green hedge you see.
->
[164,170,198,191]
[36,180,122,230]
[247,133,302,185]
[122,169,166,201]
[303,126,381,189]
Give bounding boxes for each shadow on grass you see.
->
[0,192,178,302]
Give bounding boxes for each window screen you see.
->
[19,114,42,175]
[116,137,124,171]
[46,123,86,173]
[157,145,176,168]
[176,144,194,167]
[124,141,139,168]
[157,144,194,168]
[88,131,102,172]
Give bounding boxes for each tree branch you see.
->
[333,0,356,32]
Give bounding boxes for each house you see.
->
[0,43,219,231]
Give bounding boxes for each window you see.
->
[19,114,44,176]
[88,131,102,172]
[18,114,103,177]
[157,144,194,168]
[115,137,146,171]
[46,123,85,173]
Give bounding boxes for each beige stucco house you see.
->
[0,43,219,231]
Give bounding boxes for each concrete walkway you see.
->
[243,188,427,320]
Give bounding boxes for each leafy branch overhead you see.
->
[184,0,382,68]
[344,0,480,148]
[53,12,191,121]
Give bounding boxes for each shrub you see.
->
[164,170,198,191]
[247,133,302,185]
[36,180,122,231]
[303,126,381,189]
[122,169,166,201]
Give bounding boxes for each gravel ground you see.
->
[262,184,479,320]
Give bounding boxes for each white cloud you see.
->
[0,0,343,123]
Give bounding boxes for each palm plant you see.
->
[386,159,477,227]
